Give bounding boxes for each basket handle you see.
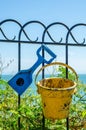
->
[35,62,78,85]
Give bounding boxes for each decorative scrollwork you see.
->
[18,20,47,42]
[66,23,86,45]
[0,19,86,46]
[0,27,16,40]
[42,22,70,43]
[0,19,22,41]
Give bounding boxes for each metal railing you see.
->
[0,19,86,130]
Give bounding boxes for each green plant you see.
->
[58,66,86,130]
[0,80,43,130]
[0,65,86,130]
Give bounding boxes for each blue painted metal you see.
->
[8,44,56,95]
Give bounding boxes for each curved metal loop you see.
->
[0,19,22,40]
[18,20,47,42]
[66,23,86,44]
[42,22,70,43]
[0,28,16,40]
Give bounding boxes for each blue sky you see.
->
[0,0,86,74]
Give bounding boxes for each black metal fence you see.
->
[0,19,86,130]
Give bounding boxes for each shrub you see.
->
[0,65,86,129]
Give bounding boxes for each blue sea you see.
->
[1,74,86,83]
[1,74,86,89]
[1,74,86,96]
[78,74,86,84]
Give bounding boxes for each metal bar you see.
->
[42,115,45,130]
[66,44,68,78]
[18,95,21,130]
[18,42,21,130]
[66,118,69,130]
[0,39,86,46]
[66,30,69,129]
[42,44,45,129]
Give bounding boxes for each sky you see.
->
[0,0,86,74]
